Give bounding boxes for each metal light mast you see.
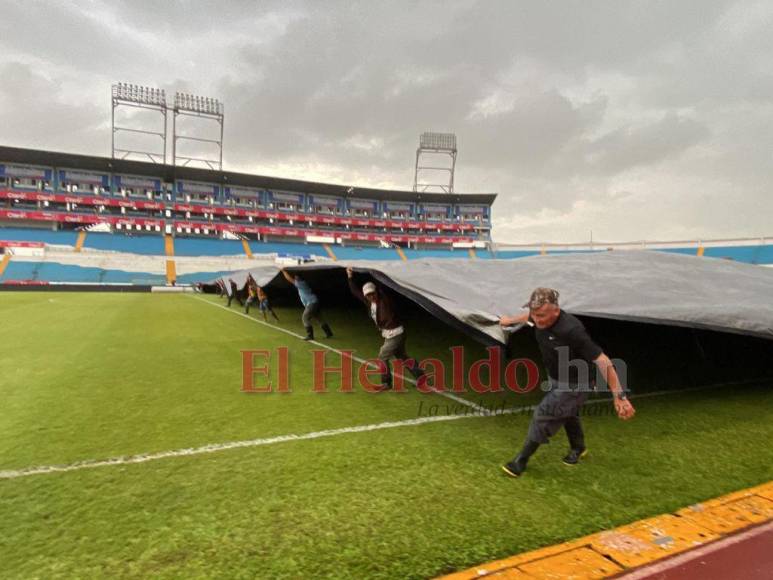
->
[172,92,225,171]
[413,132,457,193]
[111,83,168,163]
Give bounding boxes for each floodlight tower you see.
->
[413,132,457,193]
[111,82,168,163]
[172,92,225,170]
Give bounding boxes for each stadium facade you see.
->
[0,145,494,249]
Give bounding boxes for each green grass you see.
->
[0,292,771,579]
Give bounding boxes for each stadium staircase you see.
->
[0,253,10,277]
[241,238,254,258]
[322,244,337,261]
[74,230,87,253]
[164,235,176,285]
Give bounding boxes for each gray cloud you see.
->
[1,0,771,242]
[583,113,711,174]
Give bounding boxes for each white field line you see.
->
[0,383,737,481]
[189,294,490,414]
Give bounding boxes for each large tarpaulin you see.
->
[215,265,279,290]
[211,251,773,344]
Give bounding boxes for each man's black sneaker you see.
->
[501,457,527,478]
[562,448,588,466]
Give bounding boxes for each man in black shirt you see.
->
[499,287,635,477]
[226,278,243,308]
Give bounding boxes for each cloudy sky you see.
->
[1,0,772,243]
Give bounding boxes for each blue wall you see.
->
[404,248,468,259]
[0,260,164,284]
[703,245,773,264]
[334,246,400,260]
[659,245,773,264]
[0,227,78,246]
[176,270,235,284]
[83,233,164,255]
[175,238,246,256]
[494,250,541,259]
[250,241,327,257]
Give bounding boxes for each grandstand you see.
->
[0,144,496,284]
[2,144,772,287]
[0,145,492,244]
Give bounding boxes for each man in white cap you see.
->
[346,267,424,390]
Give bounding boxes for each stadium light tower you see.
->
[111,82,168,163]
[172,92,225,171]
[413,132,457,193]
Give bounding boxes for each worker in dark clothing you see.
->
[226,278,243,308]
[498,287,635,477]
[346,267,424,390]
[281,269,332,340]
[244,277,259,314]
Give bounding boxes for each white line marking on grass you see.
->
[0,383,743,480]
[0,413,479,480]
[189,294,491,414]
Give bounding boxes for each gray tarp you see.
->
[216,265,279,290]
[212,251,773,344]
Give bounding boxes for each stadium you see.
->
[2,5,773,579]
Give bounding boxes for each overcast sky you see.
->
[1,1,772,243]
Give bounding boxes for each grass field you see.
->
[0,291,772,579]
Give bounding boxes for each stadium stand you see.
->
[0,145,493,254]
[2,145,772,285]
[3,234,773,286]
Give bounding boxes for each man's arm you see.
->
[280,269,296,284]
[594,353,635,420]
[499,311,530,327]
[345,267,366,303]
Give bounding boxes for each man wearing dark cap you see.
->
[346,267,424,390]
[499,287,635,477]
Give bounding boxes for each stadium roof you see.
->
[0,145,497,206]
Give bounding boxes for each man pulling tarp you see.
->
[245,274,280,322]
[499,287,635,478]
[281,269,333,341]
[346,267,424,390]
